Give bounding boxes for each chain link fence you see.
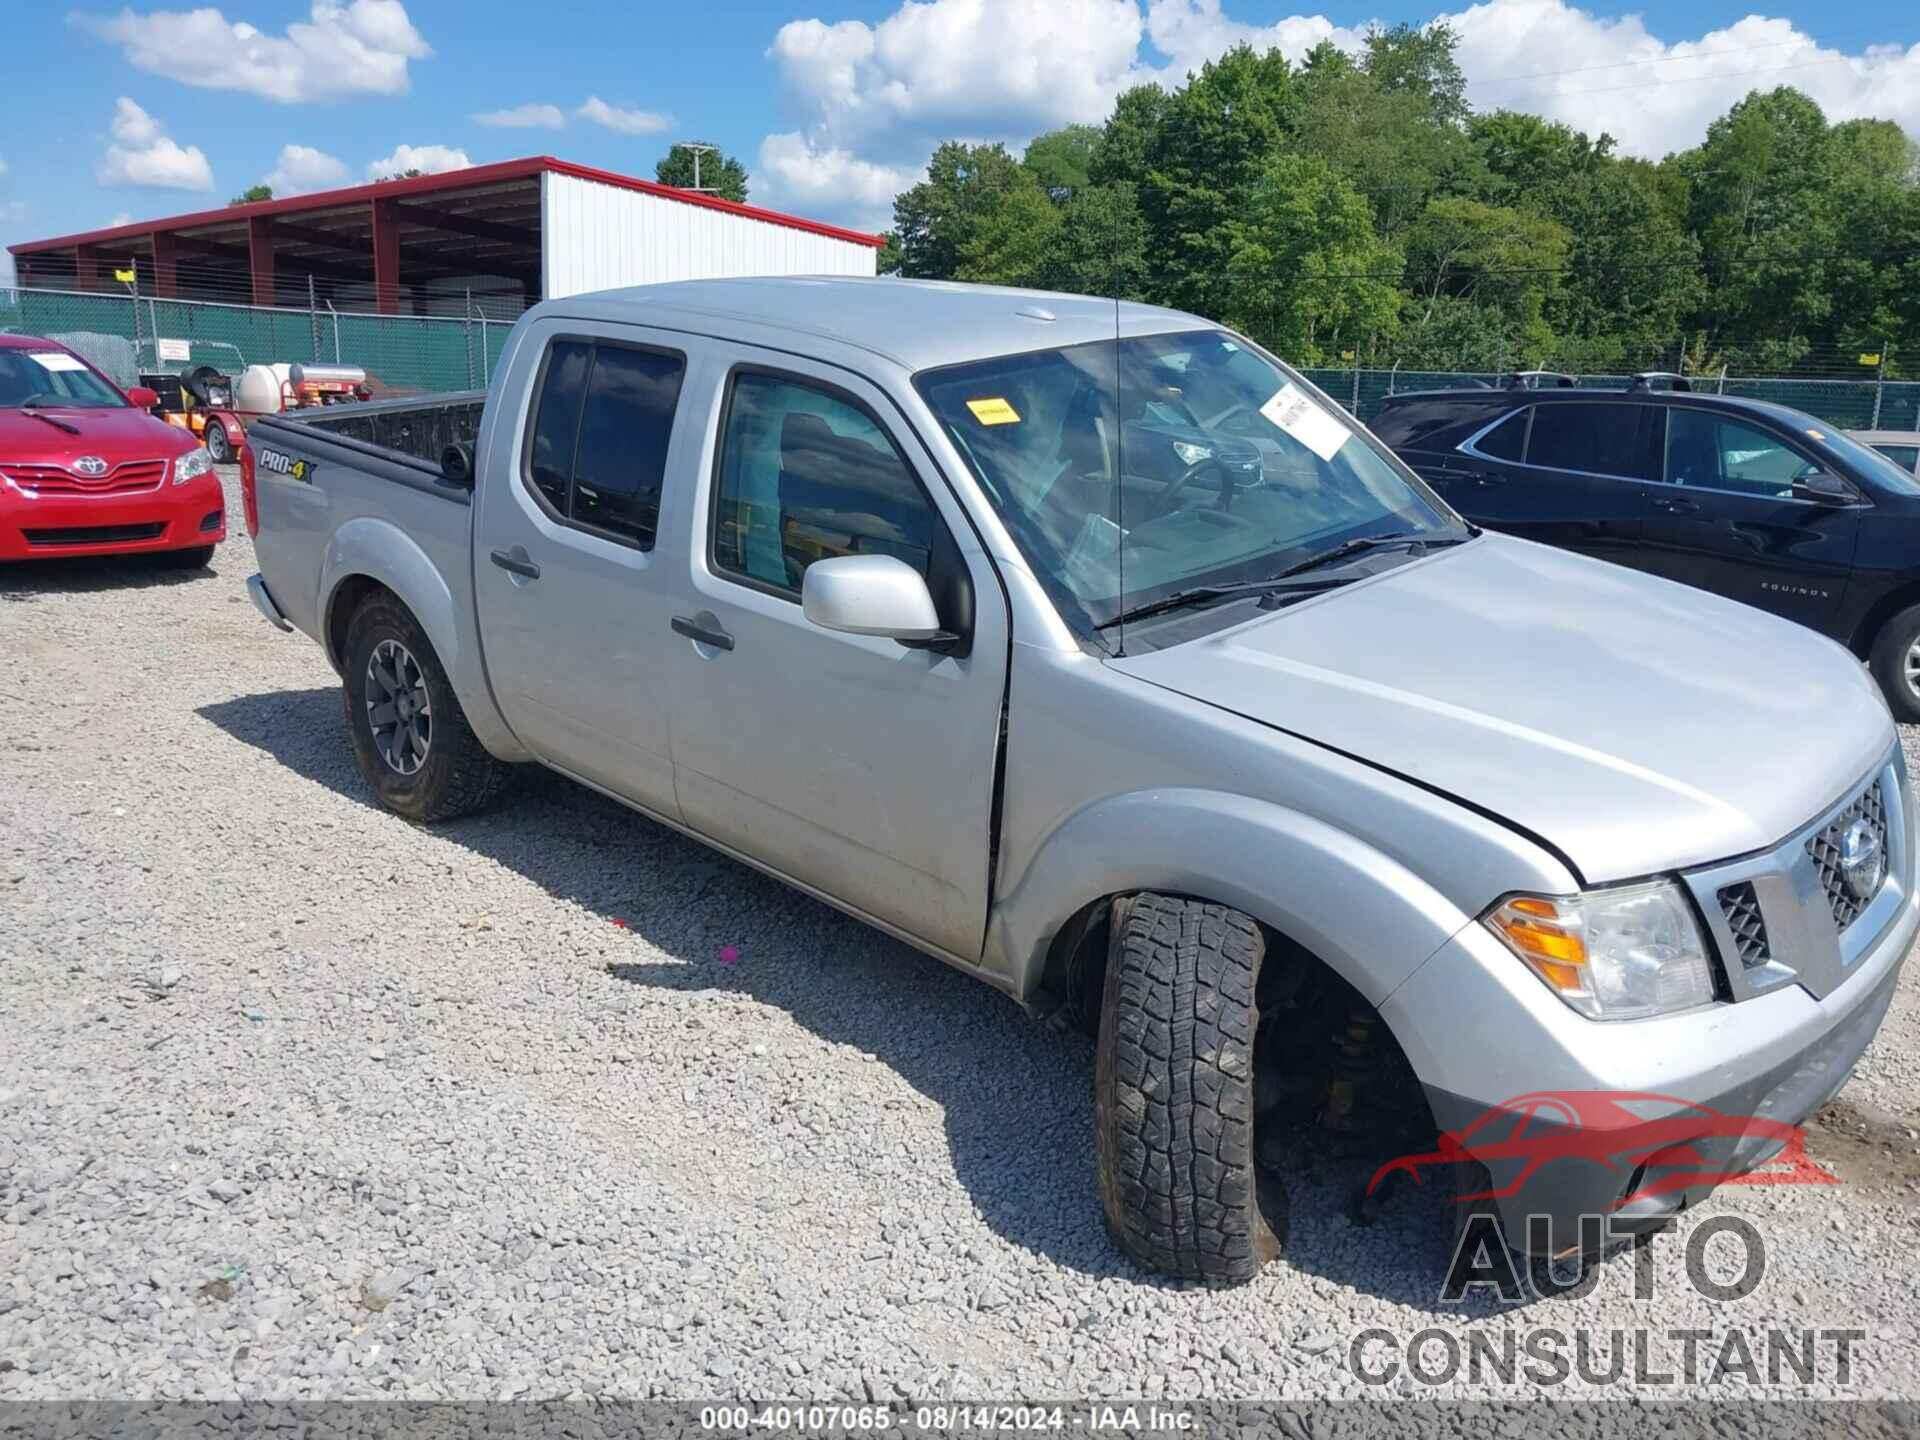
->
[5,283,1917,434]
[1299,367,1920,432]
[0,285,516,396]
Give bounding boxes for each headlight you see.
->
[1484,881,1716,1021]
[173,447,213,485]
[1170,440,1213,467]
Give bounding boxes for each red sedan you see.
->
[0,334,226,565]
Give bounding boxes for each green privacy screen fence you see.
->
[0,286,515,396]
[4,284,1915,431]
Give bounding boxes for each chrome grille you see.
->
[1717,882,1771,968]
[1805,781,1888,932]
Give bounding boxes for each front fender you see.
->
[986,786,1472,1008]
[320,517,526,762]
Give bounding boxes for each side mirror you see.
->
[801,554,956,647]
[126,386,160,409]
[1792,471,1860,506]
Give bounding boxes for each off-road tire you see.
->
[342,593,512,822]
[1868,603,1920,723]
[1094,892,1281,1283]
[155,544,216,570]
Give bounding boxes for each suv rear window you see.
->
[1526,402,1659,481]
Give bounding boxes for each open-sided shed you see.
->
[8,157,883,318]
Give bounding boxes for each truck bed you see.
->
[247,391,485,664]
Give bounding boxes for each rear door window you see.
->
[1872,443,1919,473]
[521,337,686,550]
[1526,403,1660,481]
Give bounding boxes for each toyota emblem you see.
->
[1839,818,1885,902]
[72,456,109,477]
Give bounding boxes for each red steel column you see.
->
[73,247,100,291]
[371,198,400,315]
[248,216,276,306]
[151,232,179,298]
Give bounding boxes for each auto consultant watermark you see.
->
[1345,1089,1865,1391]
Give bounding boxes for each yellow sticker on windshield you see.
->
[965,397,1021,425]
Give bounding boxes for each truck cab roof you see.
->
[530,277,1213,372]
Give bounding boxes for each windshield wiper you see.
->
[1268,529,1468,580]
[1094,574,1349,630]
[1093,530,1471,632]
[19,408,81,436]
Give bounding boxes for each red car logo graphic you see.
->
[1369,1090,1838,1209]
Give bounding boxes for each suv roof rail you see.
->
[1500,370,1578,390]
[1628,371,1694,392]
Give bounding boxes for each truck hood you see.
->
[1109,533,1894,883]
[0,407,195,469]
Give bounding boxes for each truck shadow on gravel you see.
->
[199,683,1549,1317]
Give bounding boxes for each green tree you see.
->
[1404,197,1571,360]
[955,179,1060,287]
[1022,125,1100,198]
[656,143,749,203]
[1140,44,1302,316]
[1089,84,1171,187]
[1045,181,1151,299]
[230,184,273,205]
[891,142,1029,279]
[1362,21,1470,128]
[1223,154,1401,362]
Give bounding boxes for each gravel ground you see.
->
[3,465,1920,1403]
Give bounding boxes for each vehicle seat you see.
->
[1667,425,1718,487]
[777,411,934,587]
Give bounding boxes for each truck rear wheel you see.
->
[342,593,512,822]
[1094,892,1282,1283]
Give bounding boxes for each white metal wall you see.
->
[542,172,878,299]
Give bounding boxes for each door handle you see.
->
[490,547,540,580]
[1651,496,1699,514]
[671,615,735,651]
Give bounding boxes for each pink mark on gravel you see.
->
[717,945,740,965]
[611,918,629,929]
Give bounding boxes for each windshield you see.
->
[915,329,1462,638]
[0,348,129,409]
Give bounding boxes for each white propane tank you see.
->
[287,362,368,387]
[234,363,293,416]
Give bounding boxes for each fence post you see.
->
[1350,365,1360,416]
[480,316,490,386]
[1871,344,1887,429]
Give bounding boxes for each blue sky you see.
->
[3,0,1917,277]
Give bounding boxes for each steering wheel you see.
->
[1153,457,1231,518]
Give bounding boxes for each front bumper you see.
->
[0,472,226,560]
[1382,761,1918,1256]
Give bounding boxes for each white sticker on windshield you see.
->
[1259,382,1350,462]
[27,351,89,373]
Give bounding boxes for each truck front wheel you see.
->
[1094,892,1282,1283]
[342,593,512,822]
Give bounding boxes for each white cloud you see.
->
[0,153,8,178]
[73,0,431,103]
[576,96,674,135]
[97,97,214,191]
[473,102,565,129]
[365,143,471,180]
[755,134,918,229]
[265,142,350,195]
[109,210,135,226]
[750,0,1920,225]
[1446,0,1920,159]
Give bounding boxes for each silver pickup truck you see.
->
[246,277,1913,1284]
